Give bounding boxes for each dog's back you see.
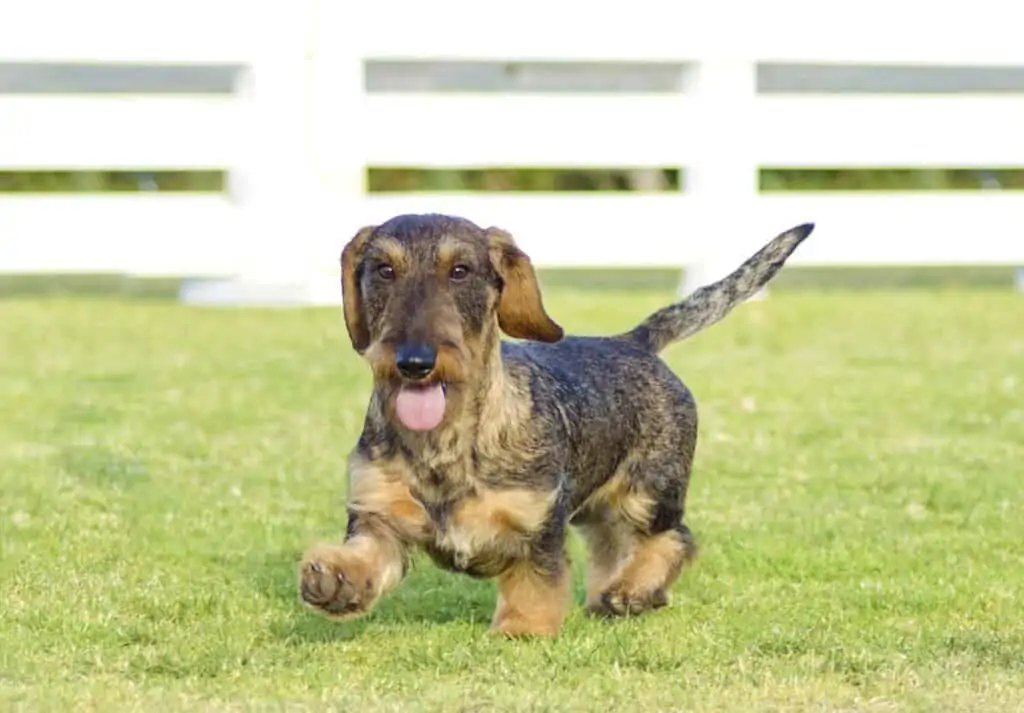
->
[503,335,696,513]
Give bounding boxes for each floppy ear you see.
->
[340,225,376,353]
[486,227,564,342]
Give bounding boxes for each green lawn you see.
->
[1,288,1022,712]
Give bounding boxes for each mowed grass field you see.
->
[1,286,1022,712]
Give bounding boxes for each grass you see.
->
[1,286,1023,712]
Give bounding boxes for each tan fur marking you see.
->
[615,530,689,594]
[347,454,429,543]
[364,339,468,388]
[369,237,410,271]
[595,529,694,615]
[581,469,657,530]
[486,227,563,342]
[436,237,462,272]
[456,487,555,533]
[476,364,532,448]
[364,340,398,382]
[431,343,469,385]
[340,225,375,352]
[438,487,558,562]
[490,559,571,638]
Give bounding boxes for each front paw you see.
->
[298,544,377,619]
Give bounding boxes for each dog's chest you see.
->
[411,487,525,577]
[408,472,553,578]
[400,443,555,576]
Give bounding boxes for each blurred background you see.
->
[0,0,1022,299]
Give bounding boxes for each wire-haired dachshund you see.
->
[299,214,814,637]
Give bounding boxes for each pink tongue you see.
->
[395,383,446,431]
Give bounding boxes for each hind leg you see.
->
[594,522,695,616]
[577,455,697,617]
[576,517,631,610]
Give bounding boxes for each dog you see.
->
[298,214,813,637]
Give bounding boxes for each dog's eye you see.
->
[449,264,471,281]
[376,264,395,281]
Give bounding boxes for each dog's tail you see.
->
[623,222,815,353]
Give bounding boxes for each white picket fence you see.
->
[1,0,1023,304]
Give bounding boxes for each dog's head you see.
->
[340,213,563,432]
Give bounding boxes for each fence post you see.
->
[179,1,317,306]
[677,50,760,299]
[301,0,368,305]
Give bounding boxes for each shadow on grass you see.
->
[234,548,499,642]
[211,532,603,645]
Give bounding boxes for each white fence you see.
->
[1,0,1023,304]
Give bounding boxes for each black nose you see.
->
[395,343,437,380]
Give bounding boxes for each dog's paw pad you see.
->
[298,556,373,618]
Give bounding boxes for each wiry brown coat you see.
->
[299,214,814,637]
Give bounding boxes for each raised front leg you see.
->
[299,456,428,620]
[299,522,404,619]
